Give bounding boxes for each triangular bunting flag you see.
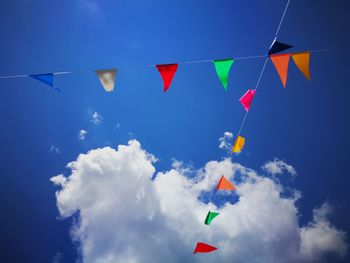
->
[29,73,58,91]
[239,89,256,112]
[292,51,310,80]
[270,54,290,87]
[204,211,220,225]
[232,135,245,153]
[193,242,218,254]
[156,63,178,92]
[95,68,117,92]
[216,175,236,191]
[213,59,234,91]
[268,39,293,55]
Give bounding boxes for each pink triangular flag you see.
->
[239,89,256,112]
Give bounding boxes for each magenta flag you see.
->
[239,89,256,112]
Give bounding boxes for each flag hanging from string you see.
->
[239,89,256,112]
[268,39,293,55]
[232,135,245,153]
[292,51,310,80]
[193,242,218,254]
[213,59,234,91]
[29,73,59,91]
[270,53,290,87]
[216,175,237,191]
[95,68,117,92]
[156,63,178,92]
[204,211,220,225]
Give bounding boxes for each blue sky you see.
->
[0,0,349,262]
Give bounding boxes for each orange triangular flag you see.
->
[216,175,236,191]
[292,51,310,80]
[270,54,290,88]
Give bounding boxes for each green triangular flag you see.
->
[204,211,220,225]
[213,59,234,91]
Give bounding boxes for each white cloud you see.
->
[91,112,103,125]
[79,130,88,141]
[218,132,233,151]
[49,144,60,155]
[171,159,194,176]
[300,203,348,261]
[51,174,67,186]
[262,158,296,176]
[51,140,347,263]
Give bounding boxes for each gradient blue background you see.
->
[0,0,349,262]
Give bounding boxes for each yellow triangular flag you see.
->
[232,135,245,153]
[291,51,310,80]
[95,68,117,92]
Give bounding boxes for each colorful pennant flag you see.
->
[29,73,59,91]
[204,211,220,225]
[193,242,218,254]
[268,39,293,55]
[216,175,236,191]
[292,51,310,80]
[232,135,245,153]
[156,63,178,92]
[213,59,234,91]
[95,68,117,92]
[239,89,256,112]
[270,54,290,87]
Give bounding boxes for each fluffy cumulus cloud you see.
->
[51,140,347,263]
[262,158,296,176]
[300,203,348,261]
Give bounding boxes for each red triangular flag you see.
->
[269,54,290,88]
[239,89,256,112]
[156,63,178,92]
[216,175,236,191]
[193,242,218,254]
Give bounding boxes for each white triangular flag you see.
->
[95,68,117,92]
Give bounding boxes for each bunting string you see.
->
[147,49,330,67]
[236,57,268,137]
[209,0,295,255]
[0,0,335,255]
[232,0,293,150]
[275,0,292,38]
[0,49,330,81]
[0,71,71,80]
[149,53,267,67]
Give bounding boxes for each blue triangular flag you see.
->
[29,73,59,91]
[268,39,293,55]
